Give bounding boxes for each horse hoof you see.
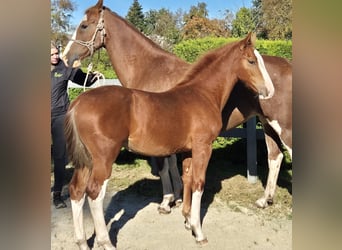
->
[196,238,208,245]
[158,205,171,214]
[174,199,182,208]
[255,198,268,208]
[184,220,191,231]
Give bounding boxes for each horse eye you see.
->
[80,24,88,29]
[248,59,256,65]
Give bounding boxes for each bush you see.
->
[173,37,292,62]
[68,88,84,101]
[255,39,292,60]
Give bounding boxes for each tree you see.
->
[181,16,230,40]
[183,2,208,24]
[126,0,146,32]
[252,0,292,39]
[262,0,292,39]
[221,9,235,33]
[181,2,229,39]
[251,0,267,38]
[144,8,181,45]
[51,0,76,47]
[231,7,255,38]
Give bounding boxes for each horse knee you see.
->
[69,178,86,200]
[193,179,205,192]
[86,179,103,200]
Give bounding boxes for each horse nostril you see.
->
[259,86,268,98]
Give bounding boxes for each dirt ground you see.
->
[51,161,292,250]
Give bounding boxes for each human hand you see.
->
[90,71,104,83]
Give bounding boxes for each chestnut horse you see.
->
[63,0,292,210]
[64,33,274,249]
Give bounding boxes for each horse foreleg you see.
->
[181,156,192,230]
[69,168,91,250]
[256,121,283,208]
[87,179,115,250]
[189,144,211,244]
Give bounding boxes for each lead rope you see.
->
[83,63,93,92]
[82,62,106,92]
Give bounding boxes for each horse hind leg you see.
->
[87,179,115,250]
[256,121,284,208]
[86,151,119,250]
[69,167,91,250]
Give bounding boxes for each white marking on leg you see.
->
[266,119,292,160]
[256,153,283,208]
[254,49,275,99]
[71,194,89,249]
[191,190,206,242]
[267,119,282,137]
[88,179,116,250]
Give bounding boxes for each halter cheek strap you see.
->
[71,9,106,56]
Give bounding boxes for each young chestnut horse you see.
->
[64,34,274,249]
[63,0,292,210]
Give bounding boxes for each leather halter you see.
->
[71,9,106,56]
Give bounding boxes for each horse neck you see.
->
[180,46,239,111]
[103,10,189,91]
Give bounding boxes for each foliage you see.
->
[68,88,84,101]
[181,16,230,40]
[231,7,255,38]
[173,36,292,63]
[180,2,230,40]
[173,37,238,63]
[79,48,118,79]
[126,0,146,32]
[144,8,181,46]
[262,0,292,40]
[183,2,209,23]
[51,0,76,47]
[255,39,292,60]
[252,0,292,40]
[212,137,240,149]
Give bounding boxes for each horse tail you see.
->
[64,106,93,170]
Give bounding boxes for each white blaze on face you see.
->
[62,15,88,65]
[254,49,275,99]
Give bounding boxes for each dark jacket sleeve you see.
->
[69,68,97,87]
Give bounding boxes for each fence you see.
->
[68,79,265,183]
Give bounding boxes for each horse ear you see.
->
[95,0,103,9]
[240,32,256,51]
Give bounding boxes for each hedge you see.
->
[173,37,292,63]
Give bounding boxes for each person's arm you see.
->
[69,68,97,87]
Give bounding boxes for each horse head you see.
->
[235,32,275,99]
[62,0,105,66]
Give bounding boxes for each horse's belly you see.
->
[127,134,189,157]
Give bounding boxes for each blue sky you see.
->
[71,0,253,26]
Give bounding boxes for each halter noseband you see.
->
[71,9,106,56]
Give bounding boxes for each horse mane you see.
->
[177,40,239,85]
